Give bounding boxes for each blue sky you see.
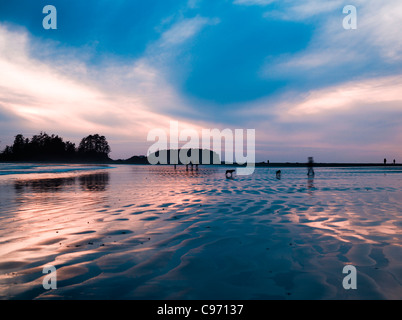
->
[1,0,402,162]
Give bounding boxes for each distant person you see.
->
[307,157,315,176]
[393,159,396,165]
[276,170,281,179]
[384,158,387,165]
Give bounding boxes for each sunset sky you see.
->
[1,0,402,162]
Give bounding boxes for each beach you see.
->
[0,163,401,299]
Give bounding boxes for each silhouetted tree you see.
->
[0,132,79,162]
[1,145,13,160]
[65,141,76,159]
[78,134,111,160]
[26,132,67,160]
[0,132,112,163]
[9,134,30,160]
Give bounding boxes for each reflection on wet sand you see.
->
[0,165,401,300]
[307,176,315,195]
[13,172,110,194]
[79,173,110,192]
[14,177,76,193]
[146,165,219,178]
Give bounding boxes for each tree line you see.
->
[0,132,111,162]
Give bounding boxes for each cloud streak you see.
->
[0,24,206,158]
[1,0,402,162]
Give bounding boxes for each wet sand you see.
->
[0,164,401,299]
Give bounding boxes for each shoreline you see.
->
[1,160,400,168]
[254,162,401,168]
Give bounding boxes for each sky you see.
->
[1,0,402,162]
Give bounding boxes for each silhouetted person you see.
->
[276,170,281,179]
[307,157,315,176]
[393,159,396,165]
[384,158,387,165]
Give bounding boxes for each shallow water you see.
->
[0,164,401,299]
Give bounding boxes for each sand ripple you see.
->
[0,165,401,299]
